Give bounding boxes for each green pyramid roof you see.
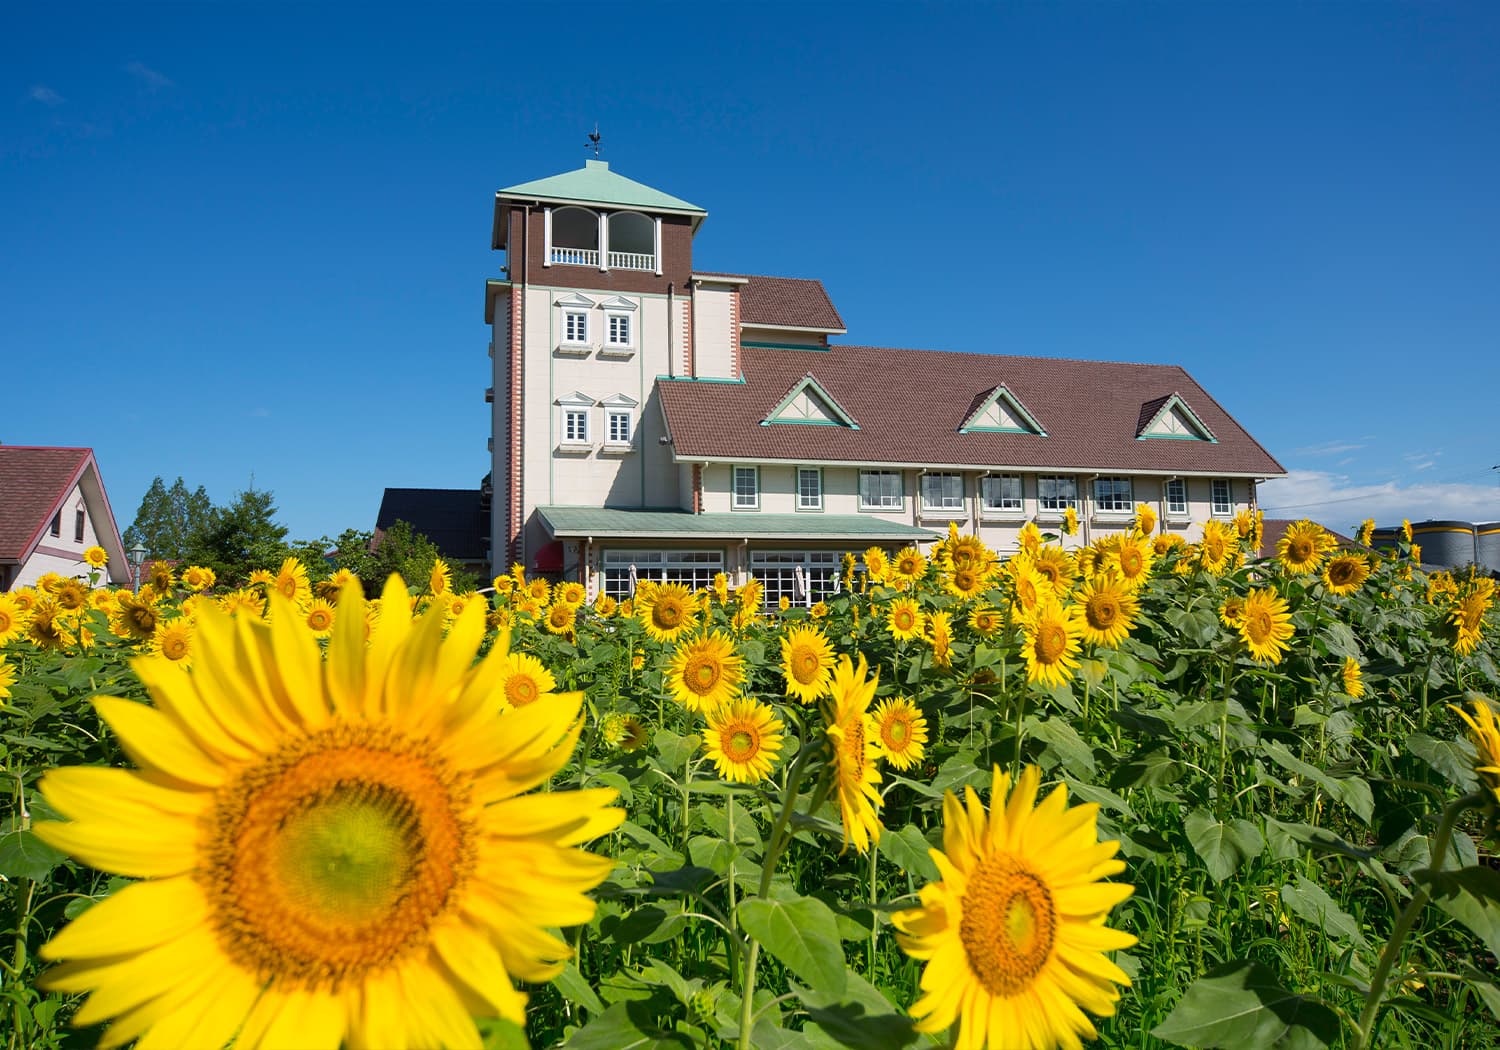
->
[498,160,705,216]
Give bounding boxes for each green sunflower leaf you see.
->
[738,896,847,997]
[1151,959,1340,1048]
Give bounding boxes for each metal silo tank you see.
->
[1369,527,1402,555]
[1476,522,1500,575]
[1410,520,1476,569]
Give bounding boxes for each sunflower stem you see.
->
[1352,792,1482,1049]
[737,737,821,1050]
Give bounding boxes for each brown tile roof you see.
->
[698,273,845,331]
[657,344,1285,477]
[0,446,92,561]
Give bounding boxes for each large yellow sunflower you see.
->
[543,601,577,639]
[1196,519,1235,576]
[1449,588,1492,656]
[969,606,1003,638]
[823,653,883,854]
[1031,547,1076,597]
[149,619,195,665]
[702,698,784,784]
[1101,533,1154,590]
[1075,574,1139,649]
[303,598,337,639]
[1021,600,1084,689]
[497,650,558,709]
[637,581,700,643]
[1451,699,1500,807]
[1061,507,1079,537]
[872,697,928,771]
[863,547,892,586]
[27,599,75,651]
[1132,503,1156,536]
[667,630,744,713]
[428,558,452,596]
[928,609,954,668]
[1341,656,1365,699]
[1321,553,1370,596]
[1277,519,1332,576]
[83,545,108,569]
[33,577,622,1048]
[892,547,928,587]
[0,593,29,646]
[1239,587,1294,664]
[887,596,927,643]
[893,765,1136,1050]
[0,658,14,704]
[1007,556,1054,620]
[554,580,587,607]
[181,565,218,593]
[780,623,836,704]
[271,557,311,607]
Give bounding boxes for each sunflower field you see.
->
[3,515,1500,1050]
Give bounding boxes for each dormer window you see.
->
[598,393,639,454]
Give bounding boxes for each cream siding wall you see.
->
[14,483,108,589]
[740,326,826,347]
[690,284,736,379]
[489,305,512,564]
[696,464,1255,556]
[513,286,685,558]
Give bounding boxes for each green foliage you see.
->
[331,520,480,596]
[182,486,292,584]
[122,475,212,559]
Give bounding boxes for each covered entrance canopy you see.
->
[535,506,938,544]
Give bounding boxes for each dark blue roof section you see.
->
[375,488,489,561]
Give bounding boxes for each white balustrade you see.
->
[549,247,599,266]
[607,251,655,271]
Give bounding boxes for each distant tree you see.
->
[185,487,291,585]
[123,476,213,560]
[339,520,479,596]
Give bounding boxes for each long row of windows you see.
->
[729,468,1237,516]
[598,548,848,609]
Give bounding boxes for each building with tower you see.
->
[483,159,1285,602]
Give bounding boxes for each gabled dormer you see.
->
[1136,392,1218,442]
[958,384,1046,436]
[760,373,859,428]
[492,160,707,294]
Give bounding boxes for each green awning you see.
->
[536,506,937,543]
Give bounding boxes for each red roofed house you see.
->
[484,161,1285,603]
[0,446,131,590]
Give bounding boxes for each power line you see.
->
[1258,465,1500,514]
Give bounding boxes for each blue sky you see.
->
[5,3,1498,542]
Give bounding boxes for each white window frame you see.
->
[750,551,844,609]
[563,409,589,444]
[607,410,632,445]
[563,311,589,346]
[859,470,903,511]
[797,467,823,511]
[602,549,723,600]
[1093,476,1133,514]
[1165,479,1188,517]
[606,312,633,348]
[1037,475,1078,514]
[920,472,965,514]
[1211,479,1233,516]
[733,466,760,510]
[980,474,1023,514]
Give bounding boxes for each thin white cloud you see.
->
[1257,469,1500,533]
[28,85,64,105]
[1293,440,1365,457]
[123,61,172,89]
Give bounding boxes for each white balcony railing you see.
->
[607,251,655,271]
[550,246,599,266]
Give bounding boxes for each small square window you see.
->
[733,467,759,509]
[563,311,589,344]
[920,472,964,512]
[1166,479,1188,516]
[797,468,823,510]
[74,508,86,543]
[1211,479,1233,516]
[607,410,631,445]
[1093,477,1133,513]
[1037,475,1077,512]
[607,314,632,347]
[859,471,903,510]
[563,409,589,443]
[981,474,1023,512]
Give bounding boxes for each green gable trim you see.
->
[762,374,859,429]
[656,375,747,385]
[957,384,1047,437]
[500,160,706,216]
[1137,393,1218,443]
[757,419,846,427]
[537,506,938,542]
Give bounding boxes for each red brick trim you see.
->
[683,299,694,377]
[692,464,703,513]
[508,287,524,567]
[730,287,742,379]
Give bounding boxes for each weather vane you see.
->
[587,124,602,158]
